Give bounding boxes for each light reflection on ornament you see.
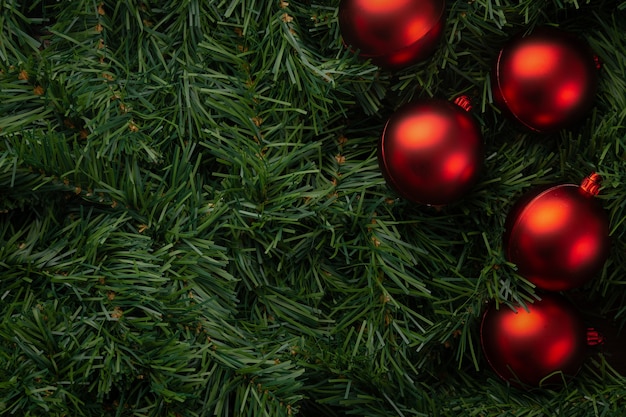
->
[524,198,570,234]
[510,44,560,79]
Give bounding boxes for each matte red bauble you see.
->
[504,173,610,291]
[338,0,446,69]
[378,97,483,206]
[481,293,588,387]
[492,26,599,132]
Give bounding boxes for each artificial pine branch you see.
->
[1,0,626,416]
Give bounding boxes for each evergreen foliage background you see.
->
[1,0,626,415]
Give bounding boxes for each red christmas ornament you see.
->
[378,97,483,206]
[492,26,599,132]
[504,173,610,291]
[338,0,446,69]
[481,293,594,387]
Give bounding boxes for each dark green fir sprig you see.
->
[2,0,626,416]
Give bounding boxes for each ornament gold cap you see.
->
[453,95,472,112]
[586,328,605,346]
[580,172,602,197]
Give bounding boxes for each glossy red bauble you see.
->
[504,173,610,291]
[492,26,599,132]
[338,0,446,69]
[481,293,588,387]
[378,97,483,206]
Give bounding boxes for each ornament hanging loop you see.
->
[453,95,473,112]
[594,55,602,70]
[586,328,605,346]
[580,172,602,197]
